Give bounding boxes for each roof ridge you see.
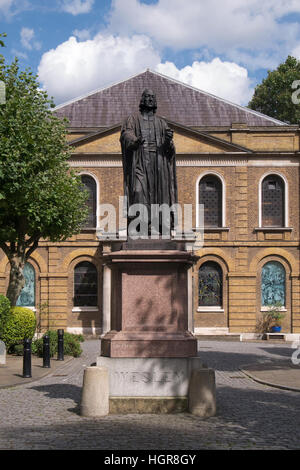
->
[146,69,286,126]
[54,68,287,127]
[53,68,150,110]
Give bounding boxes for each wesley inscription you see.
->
[114,370,184,384]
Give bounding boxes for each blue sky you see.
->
[1,0,300,106]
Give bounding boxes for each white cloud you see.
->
[11,48,28,59]
[292,44,300,59]
[107,0,300,64]
[0,0,14,16]
[156,59,254,105]
[60,0,94,15]
[72,28,91,41]
[37,34,161,104]
[20,27,41,51]
[0,0,29,18]
[37,32,253,106]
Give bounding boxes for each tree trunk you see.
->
[6,255,26,307]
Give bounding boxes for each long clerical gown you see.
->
[120,113,178,222]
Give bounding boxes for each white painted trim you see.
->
[78,171,100,229]
[18,306,36,311]
[197,307,224,313]
[260,306,287,312]
[258,171,288,228]
[194,327,229,335]
[72,307,99,312]
[67,327,101,336]
[195,171,226,228]
[69,156,300,168]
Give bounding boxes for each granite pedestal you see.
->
[100,241,198,358]
[97,240,214,414]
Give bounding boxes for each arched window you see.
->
[81,175,97,228]
[198,262,222,307]
[199,175,222,227]
[262,175,284,227]
[261,261,285,307]
[16,263,35,307]
[74,262,98,307]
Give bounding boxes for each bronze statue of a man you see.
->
[120,89,177,234]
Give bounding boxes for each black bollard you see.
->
[43,334,51,368]
[57,329,64,361]
[23,338,32,378]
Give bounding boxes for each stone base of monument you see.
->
[95,356,216,416]
[94,241,216,416]
[101,331,197,358]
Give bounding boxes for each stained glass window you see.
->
[74,262,98,307]
[81,175,97,228]
[199,175,222,227]
[262,175,284,227]
[261,261,285,306]
[199,262,222,307]
[16,263,35,307]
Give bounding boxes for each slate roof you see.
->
[54,69,286,128]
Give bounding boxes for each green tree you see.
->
[0,33,6,48]
[0,56,88,306]
[248,55,300,124]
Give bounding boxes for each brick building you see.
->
[1,69,300,337]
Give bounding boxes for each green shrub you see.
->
[33,330,83,358]
[0,295,11,339]
[12,343,25,356]
[1,307,36,350]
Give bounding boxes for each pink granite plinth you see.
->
[101,248,199,358]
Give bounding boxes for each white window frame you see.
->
[196,171,226,228]
[78,172,100,229]
[73,261,98,310]
[258,172,288,228]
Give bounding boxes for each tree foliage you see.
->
[0,33,6,48]
[248,56,300,124]
[0,56,88,305]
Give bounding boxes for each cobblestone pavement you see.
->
[0,339,299,450]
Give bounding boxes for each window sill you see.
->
[17,306,36,311]
[195,227,229,232]
[72,307,99,312]
[261,306,287,312]
[197,307,224,313]
[254,227,293,232]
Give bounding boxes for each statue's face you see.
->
[141,89,156,111]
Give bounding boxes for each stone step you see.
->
[195,335,241,342]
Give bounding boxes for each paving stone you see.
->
[0,339,299,450]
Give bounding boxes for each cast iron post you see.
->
[23,338,32,378]
[43,334,51,368]
[57,329,64,361]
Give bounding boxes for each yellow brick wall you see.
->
[1,124,300,334]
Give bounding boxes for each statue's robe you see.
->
[120,113,178,227]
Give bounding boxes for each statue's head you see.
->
[139,89,157,113]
